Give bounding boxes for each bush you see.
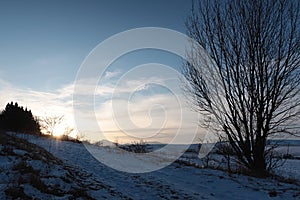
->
[282,153,294,159]
[120,140,150,153]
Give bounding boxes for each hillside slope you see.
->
[25,134,300,200]
[0,132,127,199]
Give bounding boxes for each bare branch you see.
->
[184,0,300,177]
[40,115,64,136]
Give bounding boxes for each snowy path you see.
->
[26,136,299,200]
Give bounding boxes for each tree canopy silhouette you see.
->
[184,0,300,177]
[0,102,40,134]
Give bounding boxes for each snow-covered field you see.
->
[1,133,300,199]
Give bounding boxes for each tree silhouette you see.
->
[40,115,64,136]
[184,0,300,177]
[0,102,40,134]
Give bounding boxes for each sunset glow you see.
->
[0,0,195,144]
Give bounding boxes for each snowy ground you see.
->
[9,133,298,200]
[0,132,124,199]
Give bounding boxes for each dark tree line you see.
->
[0,102,40,134]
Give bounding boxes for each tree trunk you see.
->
[251,138,267,177]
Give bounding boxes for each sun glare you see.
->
[53,125,65,137]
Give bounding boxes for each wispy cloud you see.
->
[94,92,201,143]
[0,74,203,143]
[103,69,122,80]
[0,78,74,130]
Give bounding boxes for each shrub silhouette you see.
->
[0,102,40,134]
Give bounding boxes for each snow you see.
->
[14,133,299,200]
[0,132,121,199]
[276,159,300,181]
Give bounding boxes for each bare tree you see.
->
[40,115,64,136]
[184,0,300,177]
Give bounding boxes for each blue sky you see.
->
[0,0,192,90]
[0,0,202,143]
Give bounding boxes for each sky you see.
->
[0,0,204,143]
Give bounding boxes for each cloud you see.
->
[0,78,75,131]
[95,76,178,97]
[69,72,201,143]
[0,74,203,144]
[94,91,201,144]
[103,69,122,80]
